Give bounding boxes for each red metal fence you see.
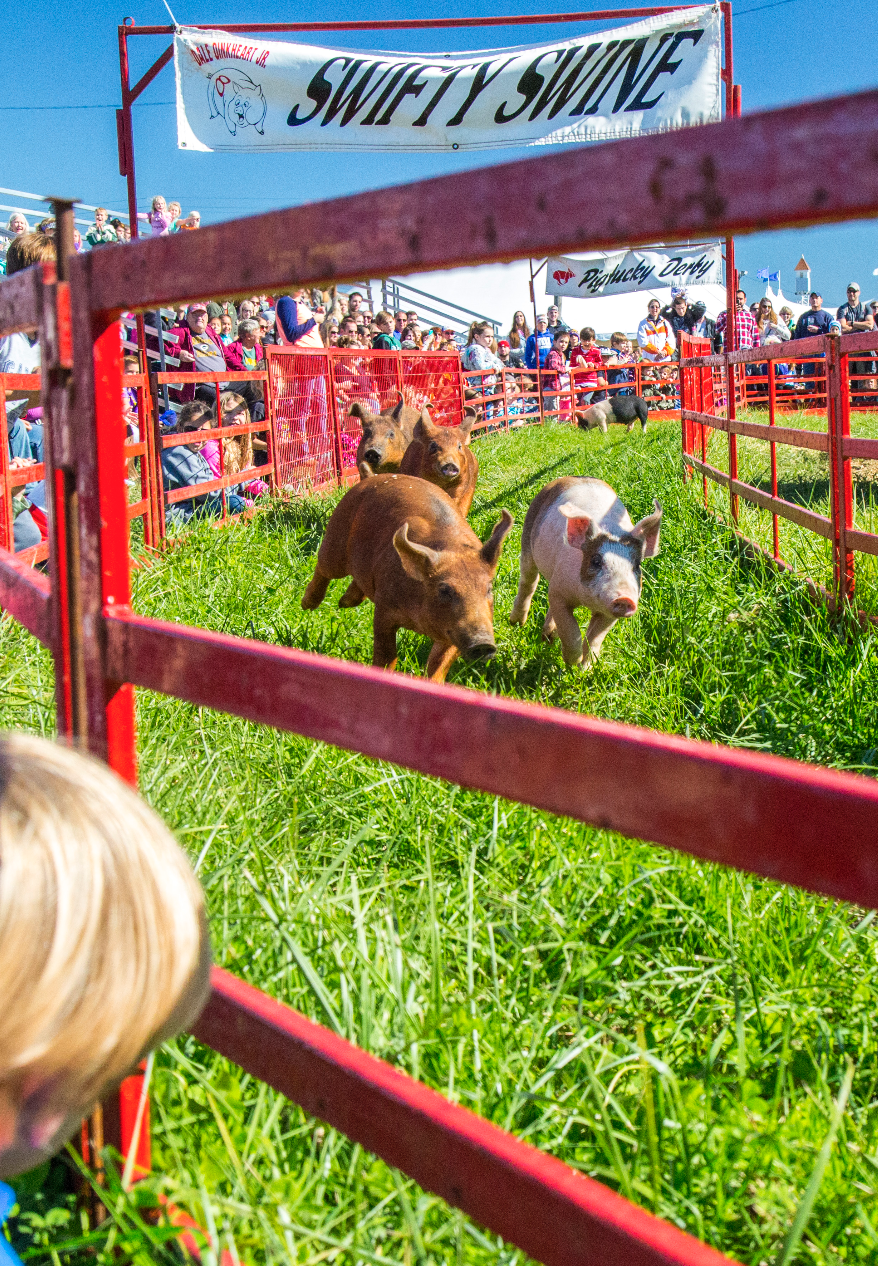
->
[2,83,878,1262]
[680,331,878,613]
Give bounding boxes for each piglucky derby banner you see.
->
[547,243,723,298]
[174,6,721,154]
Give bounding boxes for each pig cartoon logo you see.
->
[207,68,267,137]
[553,268,575,287]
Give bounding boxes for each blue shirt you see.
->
[793,309,833,339]
[525,330,553,368]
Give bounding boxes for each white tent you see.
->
[761,285,808,321]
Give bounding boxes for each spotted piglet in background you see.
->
[510,477,662,667]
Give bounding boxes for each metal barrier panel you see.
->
[328,347,401,479]
[400,350,465,426]
[151,369,275,534]
[0,372,46,564]
[265,348,338,490]
[680,332,878,618]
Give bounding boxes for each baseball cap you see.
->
[847,282,861,291]
[497,339,510,349]
[188,302,208,314]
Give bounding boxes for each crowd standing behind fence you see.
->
[2,224,877,559]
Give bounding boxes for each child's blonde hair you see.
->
[0,734,210,1171]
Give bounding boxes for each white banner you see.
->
[175,7,720,154]
[547,243,723,298]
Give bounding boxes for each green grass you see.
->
[2,418,878,1266]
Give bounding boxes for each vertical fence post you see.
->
[327,352,345,484]
[42,204,87,743]
[148,369,167,541]
[767,347,779,559]
[827,335,854,607]
[0,391,13,554]
[263,364,278,493]
[838,350,855,603]
[69,261,137,781]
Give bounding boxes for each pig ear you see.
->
[390,394,406,421]
[413,408,435,442]
[480,509,514,569]
[459,410,476,441]
[631,499,662,558]
[393,522,441,581]
[558,502,594,550]
[348,402,368,423]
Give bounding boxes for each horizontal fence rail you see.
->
[105,609,878,911]
[194,967,731,1266]
[82,90,878,315]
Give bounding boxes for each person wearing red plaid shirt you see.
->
[715,289,760,351]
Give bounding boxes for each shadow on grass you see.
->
[474,453,580,514]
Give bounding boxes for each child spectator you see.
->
[138,195,172,237]
[462,322,505,421]
[161,402,246,526]
[167,201,182,231]
[372,311,401,351]
[542,329,570,417]
[196,394,268,503]
[5,213,28,238]
[525,315,552,370]
[0,732,210,1179]
[569,327,607,405]
[219,314,234,345]
[179,211,201,231]
[605,333,636,397]
[2,233,53,549]
[207,300,238,339]
[85,207,116,248]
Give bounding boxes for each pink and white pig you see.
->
[510,477,662,667]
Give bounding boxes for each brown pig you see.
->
[351,397,419,476]
[302,474,513,682]
[399,407,479,515]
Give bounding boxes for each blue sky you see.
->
[2,0,877,312]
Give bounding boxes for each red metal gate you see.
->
[680,331,878,615]
[2,82,878,1264]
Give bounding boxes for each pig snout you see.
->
[363,447,382,467]
[462,637,497,661]
[439,461,460,478]
[611,595,637,617]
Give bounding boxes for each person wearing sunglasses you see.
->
[837,283,875,406]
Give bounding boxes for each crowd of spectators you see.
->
[0,196,201,273]
[3,209,878,548]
